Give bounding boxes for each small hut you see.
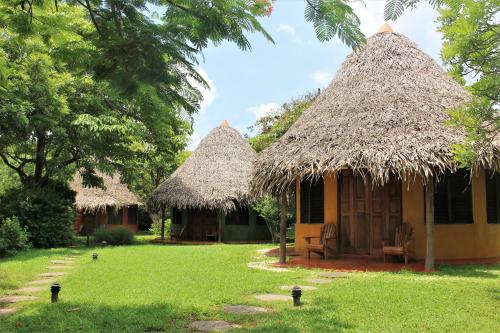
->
[71,172,140,233]
[252,24,500,264]
[150,121,270,242]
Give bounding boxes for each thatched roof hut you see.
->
[70,172,140,214]
[150,121,257,213]
[252,25,499,196]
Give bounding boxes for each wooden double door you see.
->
[186,209,218,241]
[339,172,402,256]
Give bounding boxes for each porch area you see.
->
[266,247,499,272]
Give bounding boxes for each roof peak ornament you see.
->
[377,22,394,33]
[221,120,230,128]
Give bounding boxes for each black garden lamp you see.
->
[51,283,61,303]
[101,240,107,247]
[291,286,302,307]
[92,252,98,260]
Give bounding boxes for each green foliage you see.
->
[0,182,75,248]
[384,0,443,20]
[93,226,134,245]
[304,0,365,49]
[0,163,18,196]
[249,92,317,153]
[251,196,280,243]
[0,217,30,257]
[149,218,171,237]
[439,0,500,166]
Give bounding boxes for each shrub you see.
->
[93,226,134,245]
[0,182,75,248]
[0,217,30,257]
[149,218,171,237]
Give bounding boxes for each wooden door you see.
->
[187,209,218,241]
[340,172,402,255]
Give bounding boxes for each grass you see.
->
[0,244,498,332]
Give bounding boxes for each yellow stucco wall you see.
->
[295,169,500,260]
[295,173,338,252]
[403,170,500,260]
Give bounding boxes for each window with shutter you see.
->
[127,206,138,225]
[433,170,473,224]
[107,208,123,225]
[300,178,324,224]
[485,171,500,224]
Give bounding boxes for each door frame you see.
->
[337,171,403,256]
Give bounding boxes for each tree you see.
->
[385,0,499,167]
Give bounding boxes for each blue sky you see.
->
[187,1,442,149]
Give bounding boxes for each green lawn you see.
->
[0,244,498,332]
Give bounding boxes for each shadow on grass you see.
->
[0,248,76,264]
[435,264,500,279]
[0,298,354,333]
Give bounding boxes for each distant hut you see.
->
[71,172,140,234]
[252,24,500,265]
[150,121,270,242]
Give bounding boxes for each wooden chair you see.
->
[304,224,337,260]
[170,224,186,241]
[381,222,413,265]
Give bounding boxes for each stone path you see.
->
[223,305,267,315]
[0,295,37,304]
[318,272,349,279]
[0,251,81,316]
[279,285,318,291]
[12,286,45,294]
[247,262,290,272]
[304,278,332,284]
[189,321,241,332]
[254,294,292,302]
[27,279,55,285]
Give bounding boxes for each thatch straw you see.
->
[70,172,140,213]
[252,29,499,196]
[150,122,257,213]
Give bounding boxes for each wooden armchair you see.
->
[170,224,186,241]
[304,224,337,260]
[382,222,413,265]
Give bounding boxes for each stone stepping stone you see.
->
[223,305,267,315]
[49,260,74,265]
[12,286,45,294]
[279,285,318,291]
[0,295,37,304]
[189,321,240,331]
[27,279,55,285]
[0,308,18,316]
[318,272,349,279]
[254,294,292,302]
[305,278,332,284]
[38,272,66,277]
[47,265,72,270]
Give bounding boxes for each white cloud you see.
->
[191,67,216,113]
[247,102,280,120]
[188,131,202,150]
[277,24,296,36]
[311,70,333,86]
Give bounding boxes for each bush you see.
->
[0,217,30,257]
[93,226,134,245]
[149,218,171,237]
[0,182,75,248]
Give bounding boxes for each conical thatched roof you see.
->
[252,26,499,196]
[70,172,140,213]
[150,121,257,212]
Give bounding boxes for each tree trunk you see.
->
[425,178,435,271]
[218,211,222,243]
[279,192,288,264]
[161,206,166,241]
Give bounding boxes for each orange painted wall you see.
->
[294,170,500,260]
[295,173,338,252]
[403,170,500,260]
[73,206,138,233]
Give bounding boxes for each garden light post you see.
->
[292,286,302,306]
[51,283,61,303]
[92,252,98,260]
[101,240,107,247]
